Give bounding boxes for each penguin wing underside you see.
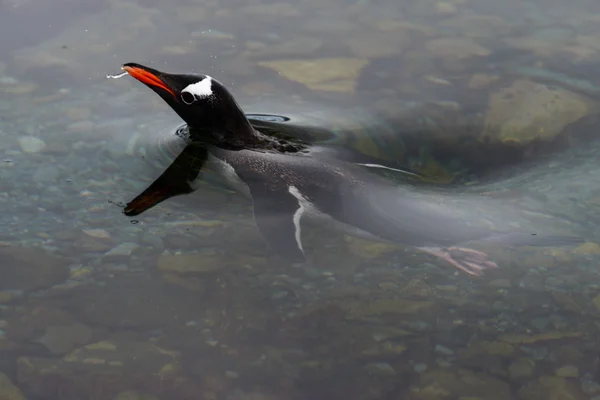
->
[123,143,208,216]
[245,180,307,263]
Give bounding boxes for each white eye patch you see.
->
[181,76,213,104]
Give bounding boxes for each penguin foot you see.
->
[418,246,498,276]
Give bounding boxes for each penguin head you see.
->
[122,63,248,137]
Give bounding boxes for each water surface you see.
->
[1,0,600,399]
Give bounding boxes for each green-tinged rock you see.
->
[400,279,434,297]
[458,341,516,359]
[426,38,491,59]
[6,306,75,339]
[344,299,435,319]
[156,252,224,274]
[508,358,535,380]
[550,292,582,313]
[499,331,585,344]
[406,368,511,400]
[113,390,160,400]
[555,365,579,378]
[0,245,69,291]
[365,362,396,376]
[17,340,179,399]
[488,279,512,288]
[573,242,600,255]
[0,372,26,400]
[518,376,587,400]
[258,58,369,93]
[483,80,591,144]
[72,274,202,328]
[344,33,408,58]
[362,341,407,356]
[592,294,600,311]
[37,323,93,355]
[344,236,398,259]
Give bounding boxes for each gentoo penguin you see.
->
[115,62,584,276]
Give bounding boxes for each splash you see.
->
[106,71,128,79]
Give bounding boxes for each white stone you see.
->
[18,136,46,153]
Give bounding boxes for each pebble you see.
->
[414,363,428,373]
[83,229,112,240]
[225,371,239,379]
[509,358,535,380]
[555,365,579,378]
[0,372,25,399]
[18,136,46,153]
[581,378,600,394]
[435,2,457,14]
[434,344,455,355]
[365,362,396,376]
[103,243,139,259]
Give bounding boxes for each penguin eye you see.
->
[181,91,196,105]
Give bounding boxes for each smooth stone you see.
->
[258,58,369,93]
[574,242,600,255]
[555,365,579,378]
[518,376,587,400]
[0,245,69,291]
[156,253,224,274]
[435,344,455,356]
[113,390,160,400]
[365,362,396,376]
[82,229,111,240]
[426,38,491,59]
[17,340,178,399]
[407,368,511,400]
[103,243,139,260]
[488,279,512,288]
[435,2,457,14]
[593,294,600,311]
[17,136,45,153]
[37,323,93,355]
[0,372,26,400]
[483,80,590,144]
[509,358,535,380]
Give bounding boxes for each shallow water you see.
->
[1,0,600,399]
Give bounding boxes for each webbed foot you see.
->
[418,246,498,276]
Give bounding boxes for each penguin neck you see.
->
[188,108,306,153]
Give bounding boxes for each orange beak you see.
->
[122,64,176,98]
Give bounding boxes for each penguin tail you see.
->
[477,233,585,247]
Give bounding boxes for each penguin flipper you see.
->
[247,183,307,263]
[123,143,208,216]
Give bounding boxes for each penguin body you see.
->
[116,62,584,275]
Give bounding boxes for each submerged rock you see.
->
[258,58,369,93]
[518,376,587,400]
[17,136,45,154]
[156,252,225,274]
[17,340,179,399]
[113,390,160,400]
[37,323,93,355]
[0,245,69,291]
[425,37,491,59]
[406,368,511,400]
[508,358,535,381]
[483,80,592,144]
[0,372,26,400]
